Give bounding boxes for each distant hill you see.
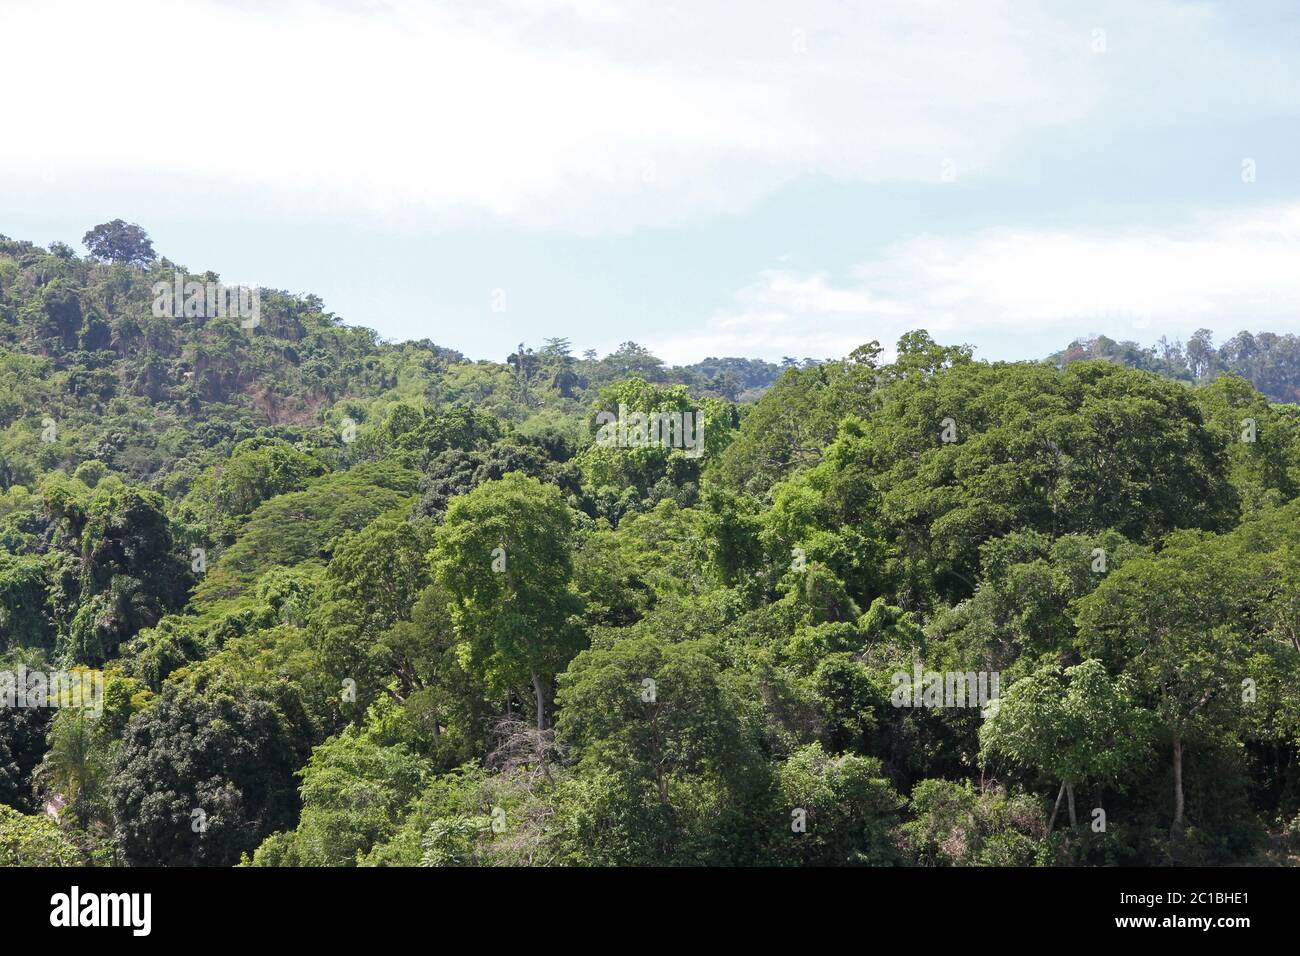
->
[0,231,788,492]
[1048,329,1300,404]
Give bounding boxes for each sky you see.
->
[2,0,1299,365]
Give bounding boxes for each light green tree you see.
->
[433,473,584,730]
[1076,533,1257,833]
[980,659,1155,830]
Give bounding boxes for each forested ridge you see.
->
[1051,331,1300,405]
[3,227,1300,867]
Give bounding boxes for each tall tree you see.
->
[432,473,584,730]
[1076,531,1258,833]
[980,659,1155,830]
[81,220,156,267]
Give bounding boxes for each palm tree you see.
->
[34,710,109,829]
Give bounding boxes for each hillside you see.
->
[3,227,1300,867]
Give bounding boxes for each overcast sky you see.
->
[3,0,1299,364]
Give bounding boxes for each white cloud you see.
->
[1,0,1102,231]
[653,205,1300,363]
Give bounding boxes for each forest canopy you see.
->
[2,227,1300,867]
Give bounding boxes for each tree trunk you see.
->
[1048,781,1066,832]
[1172,730,1185,832]
[649,705,670,807]
[531,669,547,731]
[1066,782,1077,828]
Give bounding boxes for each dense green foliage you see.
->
[4,228,1300,867]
